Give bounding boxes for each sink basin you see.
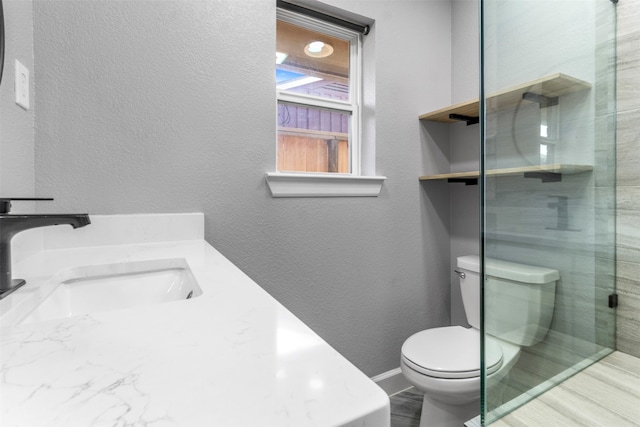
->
[19,259,202,324]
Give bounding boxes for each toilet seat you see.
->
[401,326,503,379]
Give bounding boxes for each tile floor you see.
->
[390,351,640,427]
[491,351,640,426]
[390,387,423,427]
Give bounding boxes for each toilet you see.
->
[400,255,559,427]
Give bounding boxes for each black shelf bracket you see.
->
[523,171,562,183]
[522,92,559,108]
[447,178,478,185]
[449,114,479,126]
[609,293,618,308]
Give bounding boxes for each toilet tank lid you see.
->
[457,255,559,284]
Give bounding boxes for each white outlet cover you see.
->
[15,60,30,110]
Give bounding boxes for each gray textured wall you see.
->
[616,0,640,358]
[31,0,454,377]
[0,0,35,202]
[3,0,632,377]
[449,0,479,327]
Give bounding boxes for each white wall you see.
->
[449,0,480,326]
[0,0,35,203]
[29,0,454,376]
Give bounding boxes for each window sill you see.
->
[266,173,386,198]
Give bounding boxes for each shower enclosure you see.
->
[480,0,617,424]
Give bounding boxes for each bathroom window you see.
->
[276,8,360,174]
[268,1,384,198]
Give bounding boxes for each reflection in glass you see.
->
[276,20,350,100]
[481,0,617,424]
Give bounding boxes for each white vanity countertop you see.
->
[0,214,389,427]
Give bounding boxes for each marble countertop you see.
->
[0,214,389,427]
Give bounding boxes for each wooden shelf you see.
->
[419,164,593,182]
[419,73,592,123]
[419,98,478,123]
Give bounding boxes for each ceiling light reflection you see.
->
[304,41,334,58]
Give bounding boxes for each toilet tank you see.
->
[457,255,559,347]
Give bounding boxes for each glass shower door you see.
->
[480,0,617,424]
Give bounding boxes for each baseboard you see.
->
[371,367,412,396]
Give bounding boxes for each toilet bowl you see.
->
[400,255,559,427]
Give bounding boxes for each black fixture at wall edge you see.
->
[447,178,478,185]
[449,114,479,126]
[522,92,559,108]
[523,171,562,183]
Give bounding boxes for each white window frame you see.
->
[267,6,385,198]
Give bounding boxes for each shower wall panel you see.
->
[616,0,640,358]
[482,0,617,423]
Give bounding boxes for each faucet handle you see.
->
[0,198,54,214]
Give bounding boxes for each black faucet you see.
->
[0,198,91,299]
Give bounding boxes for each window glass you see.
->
[276,10,359,175]
[277,102,350,173]
[276,20,350,101]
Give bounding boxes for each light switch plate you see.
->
[15,60,30,110]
